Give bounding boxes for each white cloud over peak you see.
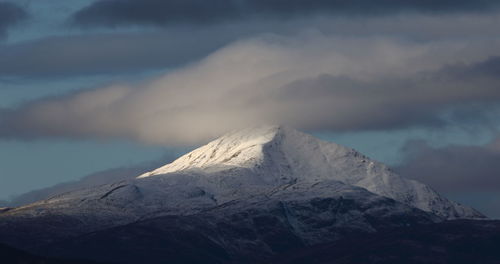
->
[2,31,500,145]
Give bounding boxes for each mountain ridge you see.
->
[138,125,483,219]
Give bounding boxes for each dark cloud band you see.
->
[0,31,229,77]
[72,0,500,27]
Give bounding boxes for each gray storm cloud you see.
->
[2,32,500,145]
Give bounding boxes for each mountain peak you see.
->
[138,125,483,219]
[138,125,328,177]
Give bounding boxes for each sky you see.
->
[0,0,499,218]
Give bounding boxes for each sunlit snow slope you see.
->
[139,125,483,219]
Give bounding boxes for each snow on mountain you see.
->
[139,125,483,219]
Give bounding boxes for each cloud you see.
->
[0,31,233,78]
[4,12,500,78]
[0,2,27,39]
[395,138,500,193]
[71,0,500,28]
[2,33,500,145]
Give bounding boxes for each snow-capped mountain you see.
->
[0,126,483,253]
[139,125,482,219]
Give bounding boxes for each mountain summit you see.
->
[139,125,483,219]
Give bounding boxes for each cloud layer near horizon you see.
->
[396,137,500,193]
[2,32,500,145]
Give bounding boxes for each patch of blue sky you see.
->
[0,138,187,200]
